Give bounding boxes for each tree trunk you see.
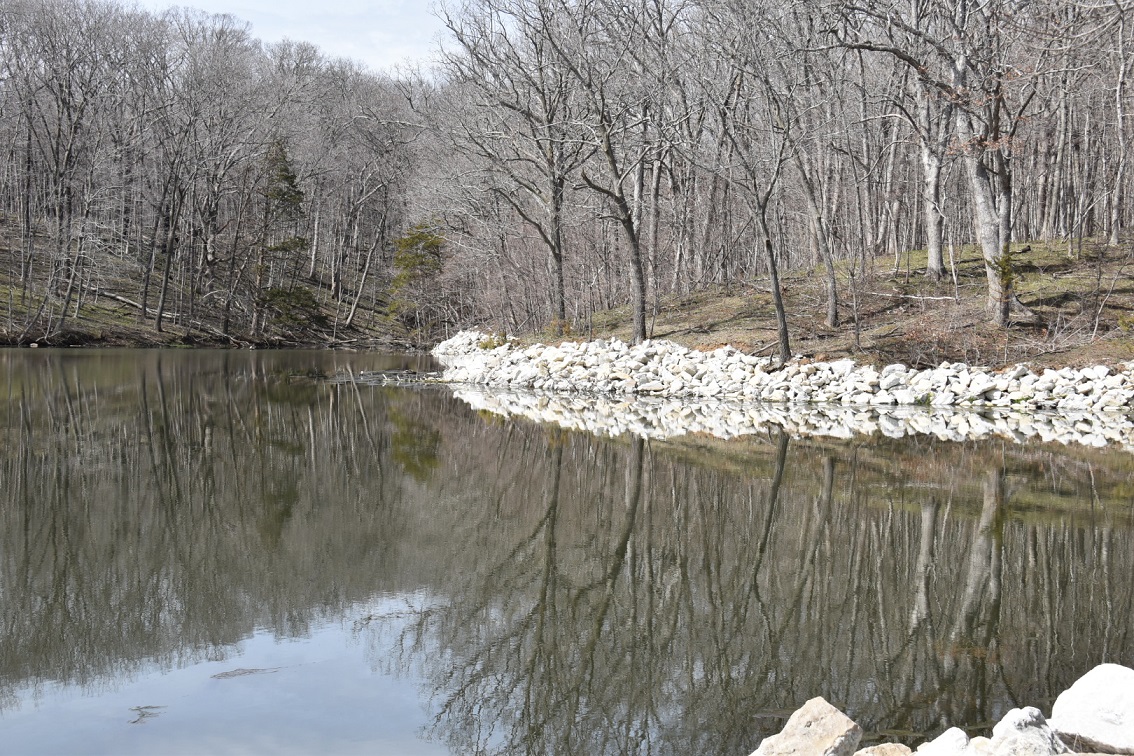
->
[957,109,1012,327]
[757,212,791,364]
[1110,19,1129,247]
[155,192,183,333]
[548,175,567,326]
[922,146,946,280]
[917,84,951,281]
[793,154,838,328]
[965,156,1010,326]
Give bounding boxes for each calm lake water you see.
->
[1,349,1132,754]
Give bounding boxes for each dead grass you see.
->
[555,239,1134,370]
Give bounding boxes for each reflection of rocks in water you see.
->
[451,386,1134,450]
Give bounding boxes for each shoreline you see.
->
[430,331,1134,451]
[754,662,1134,754]
[426,336,1134,753]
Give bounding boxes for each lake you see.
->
[1,349,1131,754]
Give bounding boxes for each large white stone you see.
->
[915,727,972,754]
[1088,365,1112,380]
[751,697,862,756]
[988,707,1069,755]
[880,373,905,391]
[1049,663,1134,754]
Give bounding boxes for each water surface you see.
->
[1,349,1131,754]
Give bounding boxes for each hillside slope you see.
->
[576,241,1134,370]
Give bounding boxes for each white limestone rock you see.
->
[968,737,995,755]
[855,745,913,755]
[915,727,973,754]
[891,389,918,405]
[751,697,862,756]
[1049,663,1134,754]
[988,707,1069,755]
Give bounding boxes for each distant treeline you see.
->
[1,0,1131,347]
[0,0,425,344]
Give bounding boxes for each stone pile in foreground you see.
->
[749,663,1134,756]
[432,331,1134,451]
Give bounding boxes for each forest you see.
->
[0,0,1131,352]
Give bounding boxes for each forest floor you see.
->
[0,288,398,349]
[0,217,401,350]
[572,239,1134,370]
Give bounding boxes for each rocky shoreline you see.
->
[431,331,1134,451]
[427,335,1134,753]
[754,663,1133,755]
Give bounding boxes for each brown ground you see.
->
[575,240,1134,370]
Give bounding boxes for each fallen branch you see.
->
[741,281,778,295]
[85,286,147,312]
[867,291,958,301]
[184,319,252,347]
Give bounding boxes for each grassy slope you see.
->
[574,240,1134,370]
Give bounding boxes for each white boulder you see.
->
[751,696,862,756]
[1049,663,1134,754]
[988,707,1069,755]
[915,727,976,754]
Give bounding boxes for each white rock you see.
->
[1049,663,1134,754]
[1088,365,1112,380]
[431,332,1134,452]
[989,707,1069,755]
[751,697,862,756]
[916,727,971,754]
[891,389,917,405]
[880,373,905,391]
[1004,364,1030,380]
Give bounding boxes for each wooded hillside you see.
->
[1,0,1131,353]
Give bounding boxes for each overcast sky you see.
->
[130,0,449,73]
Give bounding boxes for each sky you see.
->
[129,0,449,73]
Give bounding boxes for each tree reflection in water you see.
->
[404,416,1133,755]
[0,350,1131,754]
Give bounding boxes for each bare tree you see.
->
[694,0,795,361]
[836,1,1057,326]
[535,0,689,343]
[441,0,593,331]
